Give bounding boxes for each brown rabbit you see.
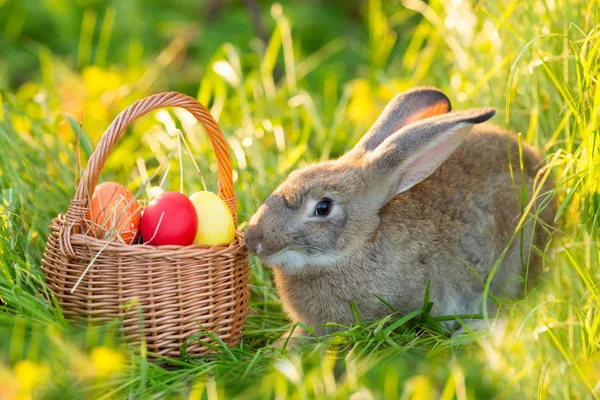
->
[245,87,554,339]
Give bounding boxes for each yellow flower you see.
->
[347,78,412,126]
[90,346,126,378]
[348,79,375,124]
[14,360,50,392]
[406,375,435,399]
[82,66,123,95]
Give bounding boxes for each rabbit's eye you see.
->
[314,198,333,216]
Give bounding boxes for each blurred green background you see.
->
[1,0,367,90]
[0,0,599,398]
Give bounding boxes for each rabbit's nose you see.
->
[245,225,263,255]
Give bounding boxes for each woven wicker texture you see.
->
[41,92,249,358]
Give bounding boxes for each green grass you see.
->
[1,0,599,398]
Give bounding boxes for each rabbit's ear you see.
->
[364,108,496,206]
[348,87,451,157]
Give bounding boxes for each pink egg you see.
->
[140,192,198,246]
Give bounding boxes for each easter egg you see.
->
[140,192,198,246]
[189,191,235,246]
[87,182,141,244]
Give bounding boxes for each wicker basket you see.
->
[41,92,249,358]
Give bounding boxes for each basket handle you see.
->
[59,92,236,256]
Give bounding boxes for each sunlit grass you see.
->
[0,0,599,398]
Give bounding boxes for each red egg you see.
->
[140,192,198,246]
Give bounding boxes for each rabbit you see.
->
[245,87,555,340]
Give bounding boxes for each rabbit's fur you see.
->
[246,87,555,337]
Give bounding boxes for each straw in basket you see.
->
[41,92,249,358]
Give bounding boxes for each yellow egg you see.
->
[189,191,235,246]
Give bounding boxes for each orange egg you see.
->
[87,182,141,244]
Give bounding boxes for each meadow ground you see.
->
[0,0,599,398]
